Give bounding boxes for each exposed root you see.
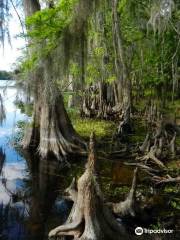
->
[124,162,160,174]
[64,177,78,202]
[110,168,138,217]
[139,133,150,153]
[152,174,180,185]
[81,84,115,120]
[138,146,166,169]
[168,132,176,156]
[22,93,86,160]
[117,104,132,139]
[49,133,129,240]
[137,118,178,169]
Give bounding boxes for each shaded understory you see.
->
[10,99,180,239]
[0,94,180,240]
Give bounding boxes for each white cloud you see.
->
[2,162,28,180]
[0,161,28,204]
[0,129,11,136]
[0,184,10,204]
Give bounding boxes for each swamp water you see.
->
[0,81,179,240]
[0,81,72,240]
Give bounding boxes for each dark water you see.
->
[0,81,179,240]
[0,81,71,240]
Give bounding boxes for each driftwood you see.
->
[49,133,129,240]
[137,145,166,169]
[152,174,180,185]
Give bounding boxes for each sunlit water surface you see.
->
[0,80,69,240]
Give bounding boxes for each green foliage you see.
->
[101,180,130,200]
[68,109,116,140]
[118,0,144,43]
[86,63,101,84]
[11,120,26,146]
[170,199,180,210]
[74,118,116,139]
[14,100,33,117]
[19,0,180,103]
[164,186,179,194]
[26,0,78,36]
[16,120,26,130]
[69,63,81,78]
[118,0,128,12]
[25,0,78,57]
[20,52,38,73]
[0,71,12,80]
[106,74,116,84]
[150,218,162,230]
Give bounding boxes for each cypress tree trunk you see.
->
[49,133,129,240]
[112,0,132,135]
[23,0,40,16]
[22,0,86,160]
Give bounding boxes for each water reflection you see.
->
[0,81,69,240]
[0,94,6,125]
[26,156,67,240]
[0,148,6,174]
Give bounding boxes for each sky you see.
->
[0,5,25,71]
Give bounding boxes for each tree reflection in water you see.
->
[0,93,6,126]
[0,147,27,240]
[26,156,72,240]
[0,147,5,175]
[0,82,71,240]
[0,151,71,240]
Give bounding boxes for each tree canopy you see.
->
[0,1,180,240]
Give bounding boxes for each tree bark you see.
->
[110,168,138,218]
[23,0,40,17]
[49,133,129,240]
[22,0,86,160]
[112,0,132,137]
